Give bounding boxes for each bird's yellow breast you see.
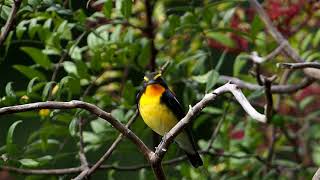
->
[139,84,178,136]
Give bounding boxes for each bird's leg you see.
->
[155,133,168,153]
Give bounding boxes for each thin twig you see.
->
[0,166,82,175]
[264,43,286,61]
[0,0,22,46]
[278,62,320,70]
[78,117,89,172]
[280,126,302,163]
[51,52,68,82]
[206,103,230,151]
[263,75,276,122]
[266,126,277,171]
[253,63,264,85]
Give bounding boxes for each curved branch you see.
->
[0,166,82,175]
[0,101,153,160]
[278,62,320,70]
[313,167,320,180]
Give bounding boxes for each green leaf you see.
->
[6,120,22,146]
[42,81,55,101]
[251,15,264,38]
[312,29,320,47]
[69,46,82,61]
[103,0,113,18]
[215,50,227,72]
[16,20,28,39]
[206,70,219,92]
[57,20,72,40]
[301,34,312,51]
[233,53,249,76]
[63,61,78,76]
[90,118,109,134]
[28,0,42,7]
[37,155,53,165]
[20,47,52,69]
[299,96,315,110]
[69,117,78,136]
[111,109,125,122]
[120,0,132,18]
[61,76,80,95]
[206,32,235,48]
[28,18,40,39]
[138,38,151,67]
[203,107,223,114]
[192,70,215,84]
[14,65,47,81]
[83,131,101,144]
[19,158,39,167]
[0,6,11,20]
[5,82,16,98]
[27,77,39,95]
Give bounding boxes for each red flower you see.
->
[230,130,245,140]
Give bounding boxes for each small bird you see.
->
[137,71,203,167]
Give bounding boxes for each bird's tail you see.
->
[185,151,203,168]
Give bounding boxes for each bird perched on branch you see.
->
[137,71,203,167]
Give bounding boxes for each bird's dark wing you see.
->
[161,89,203,167]
[136,89,143,111]
[160,89,185,120]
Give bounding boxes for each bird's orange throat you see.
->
[144,84,165,96]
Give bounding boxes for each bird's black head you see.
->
[143,71,168,88]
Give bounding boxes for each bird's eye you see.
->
[143,76,149,82]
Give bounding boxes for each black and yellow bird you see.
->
[137,71,203,168]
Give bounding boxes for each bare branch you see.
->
[78,117,89,174]
[219,75,314,94]
[50,52,67,82]
[264,43,286,61]
[248,0,320,80]
[206,103,230,151]
[313,168,320,180]
[0,0,22,46]
[0,166,82,175]
[0,101,153,160]
[278,62,320,70]
[263,75,276,122]
[249,43,286,64]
